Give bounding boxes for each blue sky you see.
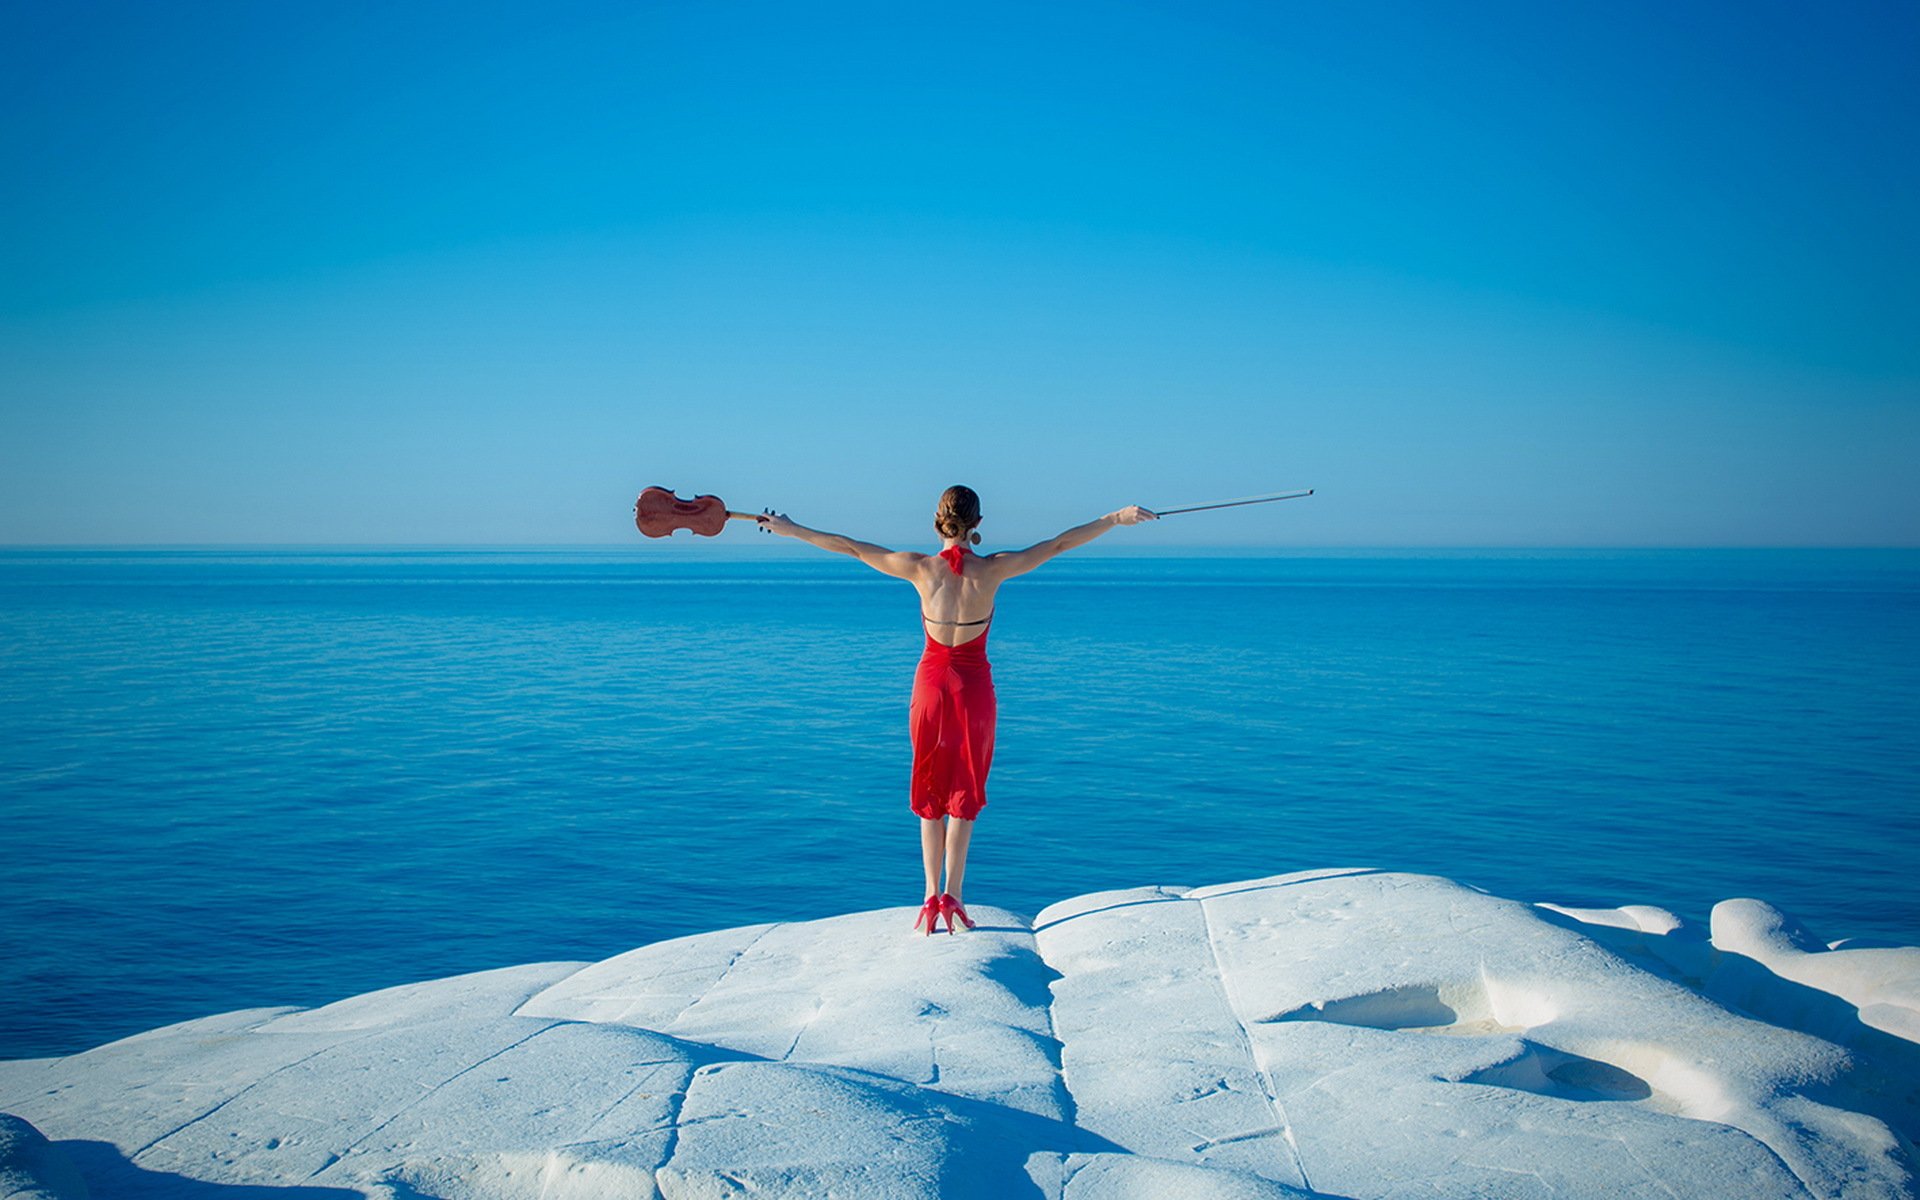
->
[2,0,1915,547]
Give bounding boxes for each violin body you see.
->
[634,486,757,538]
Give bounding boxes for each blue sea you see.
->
[2,547,1917,1060]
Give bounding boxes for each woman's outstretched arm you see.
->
[990,506,1157,578]
[758,512,924,579]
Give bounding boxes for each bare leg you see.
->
[942,817,974,903]
[920,818,946,899]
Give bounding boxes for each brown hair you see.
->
[934,485,982,544]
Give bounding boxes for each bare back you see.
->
[913,549,1010,646]
[756,504,1154,643]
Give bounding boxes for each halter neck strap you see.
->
[938,545,969,575]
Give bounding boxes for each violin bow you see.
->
[1153,488,1313,516]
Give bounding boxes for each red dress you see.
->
[910,547,996,820]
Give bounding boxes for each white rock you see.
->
[0,1112,88,1200]
[1,872,1913,1199]
[1713,898,1920,1039]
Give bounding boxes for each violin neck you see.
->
[724,511,759,521]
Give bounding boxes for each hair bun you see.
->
[935,484,982,543]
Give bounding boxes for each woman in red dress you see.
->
[759,486,1157,934]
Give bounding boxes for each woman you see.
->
[759,486,1157,934]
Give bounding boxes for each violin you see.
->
[634,486,767,538]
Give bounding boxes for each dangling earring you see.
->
[969,531,981,545]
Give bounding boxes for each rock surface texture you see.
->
[0,1112,89,1199]
[2,869,1916,1198]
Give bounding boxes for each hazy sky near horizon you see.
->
[2,1,1915,547]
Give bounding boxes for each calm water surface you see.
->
[2,548,1916,1058]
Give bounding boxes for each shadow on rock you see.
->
[60,1140,371,1200]
[1534,907,1920,1139]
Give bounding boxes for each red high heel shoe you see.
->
[941,894,975,932]
[913,894,944,936]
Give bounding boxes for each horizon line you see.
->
[3,542,1916,554]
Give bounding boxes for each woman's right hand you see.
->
[758,511,800,537]
[1109,505,1159,525]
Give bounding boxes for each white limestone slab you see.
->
[1034,883,1308,1187]
[521,905,1069,1121]
[2,871,1913,1199]
[0,1113,87,1200]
